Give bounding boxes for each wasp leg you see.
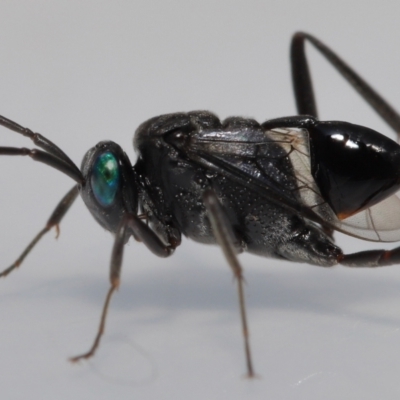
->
[290,33,318,118]
[291,32,400,134]
[70,213,174,363]
[0,185,79,278]
[202,188,256,378]
[341,247,400,267]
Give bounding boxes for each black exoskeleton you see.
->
[2,33,400,377]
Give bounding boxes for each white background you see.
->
[0,1,400,399]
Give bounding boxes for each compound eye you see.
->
[91,152,120,207]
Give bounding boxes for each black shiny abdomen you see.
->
[309,121,400,219]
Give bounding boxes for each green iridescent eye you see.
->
[91,152,120,206]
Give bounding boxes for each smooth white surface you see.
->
[1,1,400,399]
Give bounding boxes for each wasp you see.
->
[1,32,400,378]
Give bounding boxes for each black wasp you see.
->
[2,32,400,378]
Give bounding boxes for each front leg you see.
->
[70,213,174,362]
[0,185,79,278]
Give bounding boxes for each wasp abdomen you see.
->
[309,121,400,219]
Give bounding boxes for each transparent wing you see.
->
[189,126,400,242]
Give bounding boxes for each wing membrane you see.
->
[187,126,400,242]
